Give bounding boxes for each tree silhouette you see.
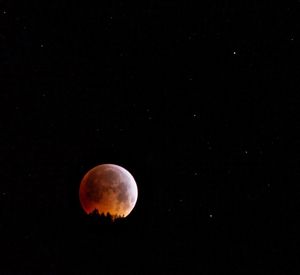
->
[88,209,124,224]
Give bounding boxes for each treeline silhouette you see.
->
[88,209,125,225]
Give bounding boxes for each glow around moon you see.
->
[79,164,138,218]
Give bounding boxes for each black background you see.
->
[0,1,299,274]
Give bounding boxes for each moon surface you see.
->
[79,164,138,218]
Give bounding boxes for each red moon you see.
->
[79,164,138,218]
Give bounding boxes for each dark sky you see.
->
[0,1,299,274]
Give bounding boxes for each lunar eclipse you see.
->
[79,164,138,219]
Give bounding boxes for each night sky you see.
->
[0,1,300,274]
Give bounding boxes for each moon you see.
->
[79,164,138,219]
